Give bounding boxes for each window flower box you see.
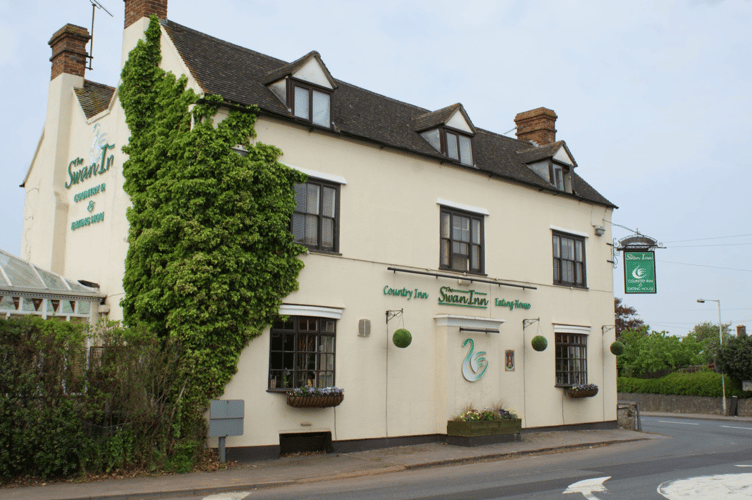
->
[566,384,599,398]
[286,386,344,408]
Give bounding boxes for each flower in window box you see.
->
[566,384,598,398]
[286,386,344,408]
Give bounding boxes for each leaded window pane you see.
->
[305,215,318,246]
[312,90,330,127]
[322,187,335,218]
[446,132,459,160]
[294,86,309,120]
[421,129,441,152]
[458,135,473,165]
[268,316,337,391]
[322,218,334,250]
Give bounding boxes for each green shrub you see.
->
[393,329,412,348]
[618,370,746,398]
[531,335,548,352]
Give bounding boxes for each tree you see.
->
[617,328,704,377]
[614,297,645,339]
[685,322,733,365]
[717,333,752,385]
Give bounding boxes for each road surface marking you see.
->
[563,476,611,499]
[658,472,752,499]
[204,492,252,500]
[722,425,752,431]
[658,420,699,425]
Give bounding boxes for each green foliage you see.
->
[618,370,746,398]
[393,329,412,348]
[531,335,548,352]
[0,317,193,481]
[610,341,625,356]
[119,16,306,431]
[616,328,704,377]
[717,335,752,385]
[686,321,733,364]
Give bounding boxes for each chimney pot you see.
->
[48,24,91,81]
[124,0,168,29]
[514,107,557,146]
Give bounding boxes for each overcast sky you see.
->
[1,0,750,337]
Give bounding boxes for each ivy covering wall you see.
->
[119,16,306,430]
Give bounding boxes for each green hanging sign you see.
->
[624,251,656,294]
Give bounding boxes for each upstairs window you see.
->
[440,207,483,274]
[291,81,331,128]
[552,231,586,287]
[421,128,474,166]
[292,179,339,252]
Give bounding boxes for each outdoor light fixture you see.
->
[697,298,726,414]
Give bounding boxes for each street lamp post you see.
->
[697,298,726,415]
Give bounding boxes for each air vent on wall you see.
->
[358,319,371,337]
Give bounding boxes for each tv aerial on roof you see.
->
[87,0,114,71]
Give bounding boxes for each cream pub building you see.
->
[22,0,618,458]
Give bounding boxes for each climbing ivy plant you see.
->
[119,16,306,427]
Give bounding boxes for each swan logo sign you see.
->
[624,251,656,294]
[461,338,488,382]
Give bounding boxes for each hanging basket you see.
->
[567,387,598,398]
[286,393,344,408]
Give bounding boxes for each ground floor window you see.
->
[268,316,336,391]
[555,332,587,386]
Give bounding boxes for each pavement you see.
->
[2,412,751,500]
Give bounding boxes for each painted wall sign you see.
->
[71,212,104,231]
[383,286,428,300]
[495,298,531,311]
[461,338,488,382]
[74,183,106,203]
[65,144,115,189]
[438,286,488,309]
[624,251,656,294]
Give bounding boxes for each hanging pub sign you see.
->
[624,251,656,294]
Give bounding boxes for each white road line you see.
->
[657,420,699,425]
[721,425,752,431]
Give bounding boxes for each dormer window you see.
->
[520,143,577,194]
[291,81,331,127]
[415,104,476,167]
[420,128,474,166]
[265,51,337,130]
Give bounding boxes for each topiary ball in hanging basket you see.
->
[393,329,412,348]
[610,341,625,355]
[531,335,548,352]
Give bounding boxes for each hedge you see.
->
[618,370,747,398]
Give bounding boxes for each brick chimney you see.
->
[124,0,168,29]
[514,107,557,146]
[738,325,747,338]
[48,24,90,81]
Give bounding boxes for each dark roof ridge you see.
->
[82,79,116,91]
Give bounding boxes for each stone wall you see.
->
[618,393,752,416]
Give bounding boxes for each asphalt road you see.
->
[181,417,752,500]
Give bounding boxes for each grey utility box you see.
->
[209,400,244,462]
[209,399,244,437]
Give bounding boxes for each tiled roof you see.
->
[74,80,115,119]
[162,20,615,208]
[263,50,338,89]
[411,103,476,134]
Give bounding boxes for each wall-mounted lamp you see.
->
[593,225,606,237]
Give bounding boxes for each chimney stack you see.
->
[48,24,91,81]
[124,0,168,29]
[514,107,557,146]
[738,325,747,338]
